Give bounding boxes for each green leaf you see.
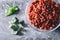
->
[5,5,19,16]
[10,24,19,31]
[9,17,19,24]
[19,20,24,25]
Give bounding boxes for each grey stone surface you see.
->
[0,0,60,40]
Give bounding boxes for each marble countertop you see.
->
[0,0,60,40]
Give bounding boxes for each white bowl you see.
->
[25,0,60,32]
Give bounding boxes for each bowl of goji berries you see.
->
[25,0,60,32]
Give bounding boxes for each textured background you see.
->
[0,0,60,40]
